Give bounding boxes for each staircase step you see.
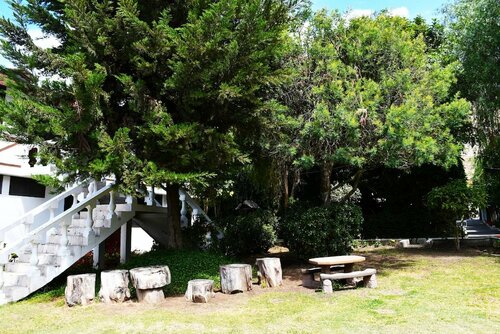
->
[48,234,87,246]
[67,227,87,236]
[4,262,37,274]
[2,286,30,301]
[5,261,60,277]
[2,272,30,287]
[38,244,59,254]
[70,218,87,227]
[77,204,131,220]
[71,217,110,228]
[18,252,61,266]
[0,291,10,304]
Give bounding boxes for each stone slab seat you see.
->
[300,265,344,275]
[320,268,377,288]
[300,265,344,288]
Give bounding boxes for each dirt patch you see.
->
[88,267,315,315]
[65,246,494,314]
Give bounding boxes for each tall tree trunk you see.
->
[290,169,301,199]
[340,169,364,203]
[166,184,183,249]
[282,167,289,211]
[319,161,333,206]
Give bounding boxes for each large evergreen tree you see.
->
[268,11,470,206]
[0,0,306,247]
[444,0,500,212]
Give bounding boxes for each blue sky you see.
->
[0,1,449,20]
[0,0,450,68]
[312,0,450,20]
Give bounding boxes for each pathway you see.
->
[465,218,500,239]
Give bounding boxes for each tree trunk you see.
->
[340,169,364,203]
[185,279,215,303]
[98,270,131,303]
[166,184,183,249]
[319,162,333,206]
[282,167,289,211]
[256,257,283,288]
[129,265,171,303]
[65,274,96,307]
[220,264,253,294]
[290,169,301,199]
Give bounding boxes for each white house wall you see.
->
[0,141,62,241]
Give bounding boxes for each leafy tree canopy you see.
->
[0,0,307,194]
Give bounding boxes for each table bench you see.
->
[320,268,377,289]
[301,265,344,288]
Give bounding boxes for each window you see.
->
[9,176,46,198]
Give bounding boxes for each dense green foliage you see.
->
[214,210,278,256]
[281,203,362,259]
[427,178,487,249]
[263,11,471,206]
[444,0,500,224]
[0,0,305,191]
[0,1,484,244]
[121,249,234,295]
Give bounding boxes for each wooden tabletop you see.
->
[308,255,366,266]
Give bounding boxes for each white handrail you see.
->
[0,183,85,242]
[179,189,211,223]
[0,184,115,264]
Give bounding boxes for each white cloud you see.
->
[388,7,410,18]
[344,9,374,21]
[344,6,410,21]
[28,28,61,49]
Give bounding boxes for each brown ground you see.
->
[88,245,497,314]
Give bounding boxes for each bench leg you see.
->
[322,279,333,294]
[363,274,377,288]
[301,273,318,288]
[344,264,355,285]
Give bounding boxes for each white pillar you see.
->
[93,241,105,269]
[179,193,188,227]
[1,175,10,194]
[93,246,99,269]
[120,224,127,264]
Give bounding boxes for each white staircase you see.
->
[0,181,135,305]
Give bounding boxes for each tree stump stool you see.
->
[129,265,171,303]
[255,257,282,288]
[185,279,215,303]
[220,264,252,294]
[65,273,96,307]
[98,270,131,303]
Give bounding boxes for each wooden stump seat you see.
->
[256,257,282,288]
[65,273,96,307]
[220,264,252,294]
[129,265,171,303]
[185,279,215,303]
[98,270,131,303]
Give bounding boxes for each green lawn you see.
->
[1,248,499,333]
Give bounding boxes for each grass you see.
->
[0,247,499,333]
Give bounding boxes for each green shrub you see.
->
[281,203,362,259]
[214,210,278,256]
[182,218,218,250]
[121,249,234,295]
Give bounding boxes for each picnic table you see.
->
[308,255,366,274]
